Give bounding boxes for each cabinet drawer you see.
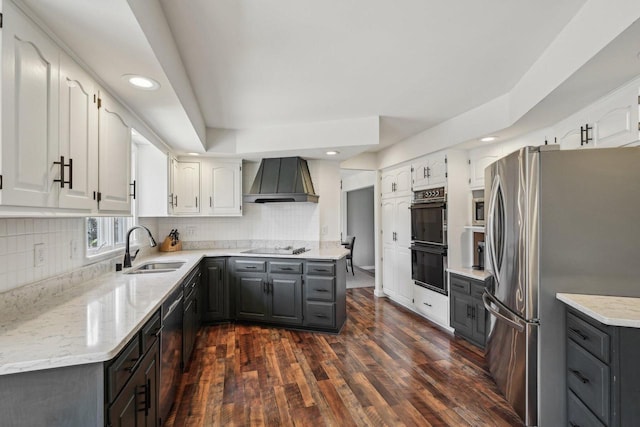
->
[470,282,485,300]
[414,285,448,325]
[567,312,610,363]
[307,262,335,276]
[568,391,605,427]
[270,261,303,274]
[107,335,141,403]
[306,276,335,301]
[567,339,610,423]
[141,310,161,355]
[304,301,335,328]
[450,276,470,295]
[235,259,266,272]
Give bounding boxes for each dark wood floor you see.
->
[166,288,522,426]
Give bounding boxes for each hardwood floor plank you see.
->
[166,288,523,427]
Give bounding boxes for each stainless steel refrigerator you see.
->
[483,145,640,426]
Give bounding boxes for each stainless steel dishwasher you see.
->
[159,285,183,425]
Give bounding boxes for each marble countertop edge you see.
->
[556,293,640,328]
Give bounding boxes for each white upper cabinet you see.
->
[97,91,132,213]
[137,144,169,217]
[468,145,502,190]
[381,165,412,199]
[590,83,639,148]
[174,161,200,214]
[412,152,447,190]
[58,53,98,210]
[1,1,59,208]
[202,159,242,216]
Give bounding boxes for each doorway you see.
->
[341,170,376,288]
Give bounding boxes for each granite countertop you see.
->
[447,266,491,281]
[557,293,640,328]
[0,247,348,376]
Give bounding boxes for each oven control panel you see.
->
[413,186,445,203]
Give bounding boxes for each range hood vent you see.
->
[244,157,319,203]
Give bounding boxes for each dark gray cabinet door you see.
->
[141,343,159,427]
[450,291,473,337]
[236,272,268,321]
[108,357,146,427]
[269,274,303,325]
[472,300,486,346]
[183,296,198,368]
[202,259,227,321]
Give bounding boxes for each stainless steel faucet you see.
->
[123,225,157,268]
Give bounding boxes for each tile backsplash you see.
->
[0,218,86,294]
[152,202,320,243]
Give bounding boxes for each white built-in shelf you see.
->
[464,225,485,232]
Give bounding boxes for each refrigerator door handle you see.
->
[482,291,525,332]
[486,175,501,283]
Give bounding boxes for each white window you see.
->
[86,217,135,257]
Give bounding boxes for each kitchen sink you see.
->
[126,261,186,274]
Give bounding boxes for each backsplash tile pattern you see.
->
[154,203,320,243]
[0,218,86,294]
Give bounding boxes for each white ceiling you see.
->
[158,0,585,149]
[16,0,640,162]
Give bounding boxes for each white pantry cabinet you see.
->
[380,164,412,199]
[412,152,447,190]
[467,145,502,190]
[201,158,242,216]
[1,0,59,208]
[381,196,412,307]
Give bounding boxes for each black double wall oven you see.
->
[410,187,448,295]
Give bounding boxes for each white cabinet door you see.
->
[136,144,169,217]
[380,172,395,199]
[427,153,447,187]
[468,146,501,190]
[555,110,592,151]
[395,198,412,248]
[394,246,413,307]
[1,2,59,207]
[202,159,242,216]
[58,54,98,210]
[394,166,412,197]
[382,244,397,298]
[412,157,429,189]
[97,92,132,213]
[413,285,449,327]
[591,85,639,148]
[381,165,412,199]
[381,200,395,246]
[174,161,200,214]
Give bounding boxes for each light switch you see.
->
[34,243,46,267]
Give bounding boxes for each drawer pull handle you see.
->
[569,328,589,341]
[423,302,432,307]
[570,369,589,384]
[314,268,328,272]
[314,289,329,292]
[314,314,328,318]
[245,266,257,269]
[281,267,293,270]
[126,357,141,373]
[152,325,164,337]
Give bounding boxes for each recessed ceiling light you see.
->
[122,74,160,90]
[326,150,339,156]
[187,152,200,156]
[480,136,497,142]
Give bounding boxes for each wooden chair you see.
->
[343,235,356,275]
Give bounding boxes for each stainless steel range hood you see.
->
[244,157,319,203]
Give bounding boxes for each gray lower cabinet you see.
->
[449,273,489,348]
[565,308,640,426]
[201,258,229,322]
[304,258,347,331]
[106,310,161,427]
[234,258,304,326]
